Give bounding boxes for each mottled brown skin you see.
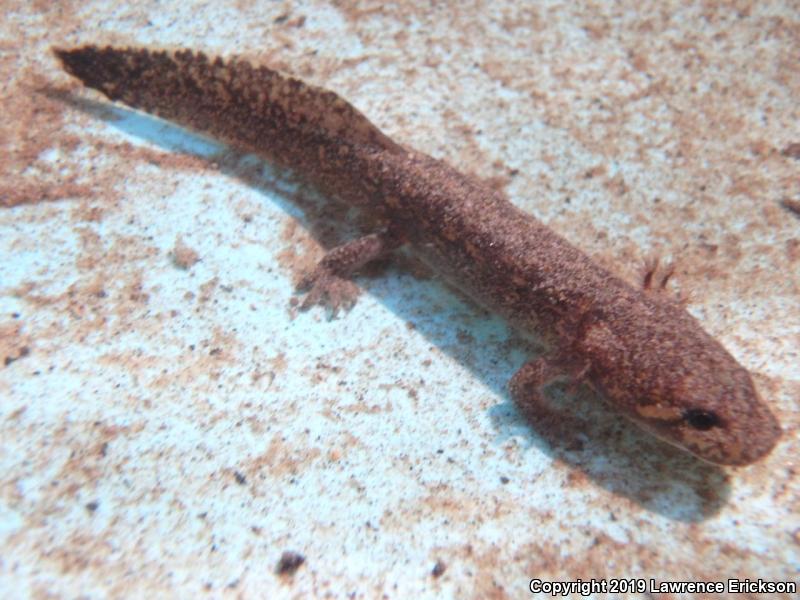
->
[55,45,782,465]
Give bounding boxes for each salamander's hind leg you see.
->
[509,353,590,449]
[297,230,403,315]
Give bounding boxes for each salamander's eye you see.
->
[683,409,720,431]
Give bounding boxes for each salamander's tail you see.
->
[54,45,401,197]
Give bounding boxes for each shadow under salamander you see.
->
[45,86,730,522]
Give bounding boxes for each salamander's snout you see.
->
[638,366,782,466]
[678,396,781,466]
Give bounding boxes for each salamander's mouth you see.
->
[687,437,778,466]
[631,402,782,466]
[697,408,781,466]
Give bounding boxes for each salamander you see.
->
[54,45,781,465]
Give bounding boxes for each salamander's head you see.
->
[630,350,781,466]
[580,301,782,466]
[581,299,781,465]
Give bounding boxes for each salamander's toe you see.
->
[296,267,360,317]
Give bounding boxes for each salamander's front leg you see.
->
[641,257,689,306]
[298,230,402,315]
[642,256,675,292]
[509,355,569,410]
[509,353,590,444]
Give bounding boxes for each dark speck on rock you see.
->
[781,142,800,159]
[276,551,305,576]
[431,559,446,578]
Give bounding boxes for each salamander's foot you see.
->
[642,256,675,292]
[641,256,691,306]
[297,267,360,316]
[509,353,591,449]
[294,230,403,317]
[510,355,574,414]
